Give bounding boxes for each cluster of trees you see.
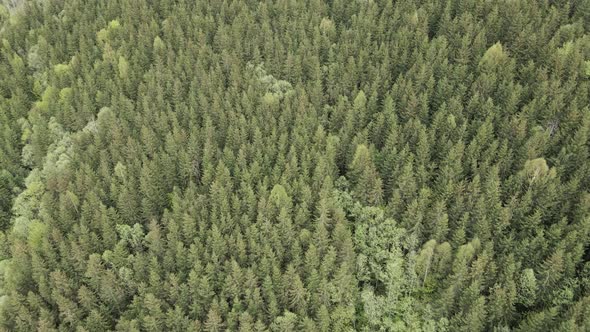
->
[0,0,589,330]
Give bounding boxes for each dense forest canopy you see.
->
[0,0,589,331]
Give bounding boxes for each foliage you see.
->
[0,0,589,330]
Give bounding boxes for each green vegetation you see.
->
[0,0,589,331]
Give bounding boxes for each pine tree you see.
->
[348,144,383,206]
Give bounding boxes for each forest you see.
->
[0,0,589,331]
